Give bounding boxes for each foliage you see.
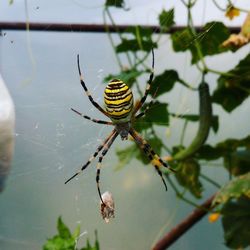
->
[212,173,250,248]
[159,8,175,31]
[212,54,250,112]
[221,197,250,249]
[171,22,230,64]
[213,172,250,205]
[105,0,124,8]
[175,158,203,198]
[103,1,250,249]
[43,217,99,250]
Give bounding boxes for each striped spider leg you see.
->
[65,129,117,204]
[70,108,113,125]
[129,128,176,191]
[132,49,155,116]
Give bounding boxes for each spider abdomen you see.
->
[104,79,134,122]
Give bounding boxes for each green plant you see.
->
[43,217,99,250]
[103,0,250,249]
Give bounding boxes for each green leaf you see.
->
[171,22,230,64]
[116,39,157,53]
[149,70,179,97]
[104,69,143,87]
[216,135,250,152]
[159,9,175,31]
[212,53,250,112]
[196,144,224,160]
[211,115,219,133]
[43,236,75,250]
[57,216,71,239]
[198,22,230,58]
[134,102,169,132]
[125,26,153,39]
[72,225,81,239]
[105,0,124,8]
[175,158,203,198]
[171,28,193,52]
[224,149,250,176]
[43,217,100,250]
[196,135,250,172]
[221,197,250,249]
[213,172,250,205]
[116,144,138,170]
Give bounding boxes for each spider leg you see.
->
[96,131,119,204]
[65,129,116,184]
[129,128,176,191]
[71,108,113,125]
[132,49,155,116]
[77,55,109,117]
[135,99,155,119]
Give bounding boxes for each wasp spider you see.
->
[65,50,175,204]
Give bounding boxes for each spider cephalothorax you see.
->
[65,50,175,205]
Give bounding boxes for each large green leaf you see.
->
[175,158,203,198]
[212,53,250,112]
[115,143,138,170]
[196,144,224,160]
[149,70,179,97]
[105,0,124,8]
[159,8,175,31]
[125,26,153,39]
[57,216,71,239]
[116,38,157,53]
[135,101,169,129]
[213,172,250,205]
[196,135,250,174]
[224,149,250,176]
[171,22,230,64]
[221,197,250,249]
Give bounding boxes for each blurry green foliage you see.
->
[175,158,203,198]
[213,172,250,205]
[105,0,124,8]
[43,217,99,250]
[197,135,250,176]
[103,3,250,248]
[221,197,250,249]
[212,54,250,112]
[159,8,175,31]
[149,70,179,97]
[171,22,230,64]
[116,39,157,53]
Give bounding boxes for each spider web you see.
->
[1,1,250,250]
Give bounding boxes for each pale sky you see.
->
[0,0,249,26]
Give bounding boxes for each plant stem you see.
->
[151,193,216,250]
[166,175,200,208]
[180,119,188,145]
[200,173,221,188]
[103,9,123,69]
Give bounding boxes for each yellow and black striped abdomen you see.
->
[104,79,134,122]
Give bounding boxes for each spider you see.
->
[65,50,176,204]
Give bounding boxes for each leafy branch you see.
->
[104,0,250,248]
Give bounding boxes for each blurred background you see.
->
[0,1,250,250]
